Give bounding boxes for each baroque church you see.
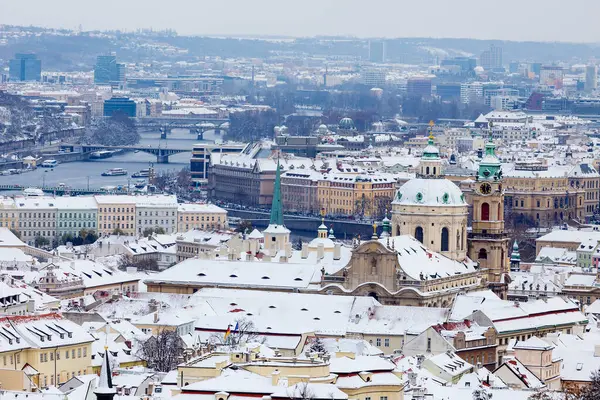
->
[319,128,510,305]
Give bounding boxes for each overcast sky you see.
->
[2,0,599,43]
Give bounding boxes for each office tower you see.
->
[406,77,432,97]
[480,44,503,70]
[540,66,564,89]
[440,57,477,73]
[103,97,136,117]
[586,64,597,92]
[368,40,386,63]
[8,53,42,81]
[94,55,126,85]
[360,68,386,88]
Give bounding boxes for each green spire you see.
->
[477,122,501,181]
[510,240,521,262]
[269,161,284,226]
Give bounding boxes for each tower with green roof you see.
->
[468,122,510,299]
[510,240,521,271]
[263,160,290,253]
[419,120,443,178]
[477,123,502,182]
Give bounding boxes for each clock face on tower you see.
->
[480,183,492,195]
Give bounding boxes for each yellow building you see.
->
[318,173,396,218]
[177,203,228,232]
[176,346,403,400]
[0,313,94,388]
[503,163,586,227]
[95,195,137,236]
[0,197,18,231]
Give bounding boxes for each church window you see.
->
[416,192,423,202]
[478,248,488,260]
[442,193,449,204]
[456,230,460,249]
[415,226,424,243]
[441,228,449,252]
[481,203,490,221]
[433,167,436,175]
[426,167,430,175]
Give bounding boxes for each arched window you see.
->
[396,225,401,236]
[415,226,424,243]
[478,248,488,260]
[433,167,437,175]
[461,227,465,250]
[456,229,460,249]
[481,202,490,221]
[441,227,449,252]
[497,204,501,221]
[426,166,430,175]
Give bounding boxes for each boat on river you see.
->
[101,168,127,176]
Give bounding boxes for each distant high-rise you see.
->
[586,64,597,92]
[540,66,564,89]
[440,57,476,73]
[368,40,386,63]
[407,77,432,98]
[480,44,503,71]
[94,54,126,85]
[360,68,386,88]
[8,53,41,81]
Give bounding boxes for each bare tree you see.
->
[527,391,553,400]
[580,368,600,400]
[472,385,493,400]
[287,382,314,400]
[137,329,184,372]
[209,318,264,348]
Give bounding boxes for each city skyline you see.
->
[3,0,600,43]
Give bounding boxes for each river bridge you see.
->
[59,144,191,163]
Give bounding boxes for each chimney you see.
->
[333,243,341,260]
[285,242,292,258]
[263,254,272,262]
[246,253,252,261]
[594,345,600,357]
[317,243,324,260]
[153,312,159,323]
[408,372,417,386]
[271,371,280,386]
[301,243,308,259]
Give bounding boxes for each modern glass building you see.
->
[9,53,42,81]
[94,55,126,85]
[103,97,136,117]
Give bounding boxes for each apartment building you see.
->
[177,203,228,232]
[0,313,94,387]
[54,197,98,238]
[95,195,137,236]
[0,197,18,231]
[15,197,58,246]
[135,195,178,235]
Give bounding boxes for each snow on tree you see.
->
[580,368,600,400]
[308,337,328,355]
[84,112,140,146]
[137,329,184,372]
[472,385,492,400]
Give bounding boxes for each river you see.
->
[0,129,222,189]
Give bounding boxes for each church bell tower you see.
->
[468,125,510,298]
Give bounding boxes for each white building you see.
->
[135,195,178,235]
[15,197,58,246]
